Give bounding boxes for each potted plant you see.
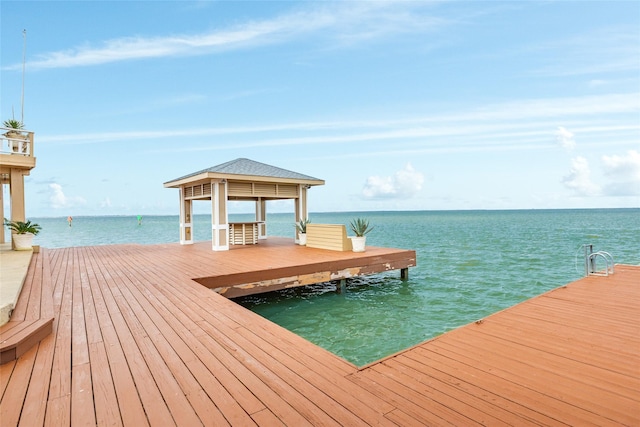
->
[3,119,26,152]
[295,218,310,245]
[349,217,373,252]
[4,218,41,250]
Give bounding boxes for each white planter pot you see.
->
[4,131,26,153]
[298,233,307,245]
[350,236,366,252]
[12,233,35,250]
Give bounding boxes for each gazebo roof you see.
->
[164,158,324,188]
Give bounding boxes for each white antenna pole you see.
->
[21,29,26,124]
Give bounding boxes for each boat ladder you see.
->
[583,244,614,277]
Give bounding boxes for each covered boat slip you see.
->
[1,240,638,426]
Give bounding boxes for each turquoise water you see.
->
[21,209,640,366]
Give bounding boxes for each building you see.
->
[0,126,36,245]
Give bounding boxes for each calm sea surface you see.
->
[23,209,640,366]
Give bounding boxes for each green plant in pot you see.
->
[3,119,26,152]
[4,218,41,250]
[295,218,310,245]
[3,119,24,130]
[349,218,373,252]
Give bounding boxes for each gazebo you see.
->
[163,158,325,251]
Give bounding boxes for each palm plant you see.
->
[4,218,41,235]
[296,218,310,234]
[350,218,373,237]
[3,119,24,130]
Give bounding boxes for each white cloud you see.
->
[531,26,640,77]
[561,157,600,196]
[9,2,445,71]
[49,183,86,209]
[555,126,576,151]
[362,163,424,199]
[601,150,640,196]
[48,183,66,208]
[39,93,640,154]
[602,149,640,181]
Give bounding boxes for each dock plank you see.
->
[390,352,562,426]
[0,342,38,426]
[95,245,262,423]
[91,260,180,427]
[83,246,148,427]
[0,360,15,399]
[19,335,55,426]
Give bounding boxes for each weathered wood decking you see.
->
[1,241,638,426]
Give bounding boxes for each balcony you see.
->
[0,128,36,174]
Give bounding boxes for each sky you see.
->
[1,1,639,218]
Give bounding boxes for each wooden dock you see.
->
[186,237,416,298]
[1,241,638,426]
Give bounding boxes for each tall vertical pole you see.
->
[21,29,27,123]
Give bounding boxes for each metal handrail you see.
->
[587,250,614,276]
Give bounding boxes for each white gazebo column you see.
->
[9,169,26,223]
[9,170,26,250]
[295,184,309,242]
[179,188,193,245]
[255,198,267,240]
[211,179,229,251]
[0,183,4,243]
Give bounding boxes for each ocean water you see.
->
[21,209,640,366]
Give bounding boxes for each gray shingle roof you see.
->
[167,158,322,183]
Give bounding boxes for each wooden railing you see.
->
[1,127,35,157]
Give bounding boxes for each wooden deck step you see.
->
[0,250,54,364]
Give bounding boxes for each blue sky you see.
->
[2,1,639,217]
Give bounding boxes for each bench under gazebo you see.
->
[163,158,324,251]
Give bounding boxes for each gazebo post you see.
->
[295,184,309,243]
[179,188,193,245]
[255,198,267,240]
[9,170,27,247]
[9,170,26,223]
[211,179,229,251]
